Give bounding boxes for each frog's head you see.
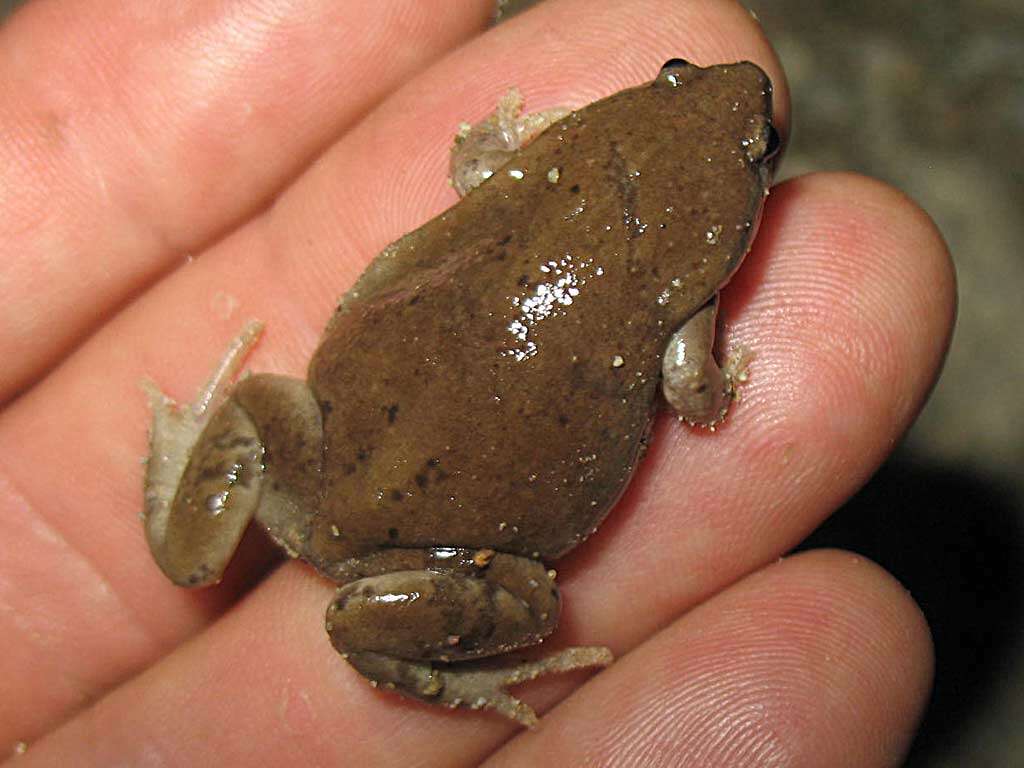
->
[657,58,780,185]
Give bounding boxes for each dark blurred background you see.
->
[6,0,1022,764]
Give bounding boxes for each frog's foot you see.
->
[346,646,613,728]
[661,296,752,429]
[142,322,264,583]
[143,323,263,506]
[326,548,612,726]
[142,323,322,586]
[450,88,570,196]
[721,343,753,405]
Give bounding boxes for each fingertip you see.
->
[834,171,957,357]
[721,548,934,767]
[777,547,936,708]
[766,548,935,767]
[491,547,934,768]
[775,171,956,321]
[724,171,955,461]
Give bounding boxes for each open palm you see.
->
[1,1,950,765]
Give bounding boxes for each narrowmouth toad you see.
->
[143,59,776,726]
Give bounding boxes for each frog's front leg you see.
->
[326,548,612,727]
[143,324,322,586]
[450,88,569,196]
[662,296,750,428]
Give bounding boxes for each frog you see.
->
[142,59,777,727]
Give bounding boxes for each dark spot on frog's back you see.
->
[570,184,580,194]
[384,403,399,424]
[422,456,449,484]
[497,234,512,246]
[390,489,404,502]
[387,527,399,541]
[211,433,258,451]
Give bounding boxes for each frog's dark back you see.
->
[308,62,773,563]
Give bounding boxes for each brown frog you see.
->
[143,59,777,726]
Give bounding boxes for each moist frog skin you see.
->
[142,59,777,727]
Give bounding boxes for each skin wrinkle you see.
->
[0,460,161,654]
[0,465,164,743]
[4,436,172,638]
[0,1,495,401]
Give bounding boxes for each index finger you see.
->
[0,0,494,401]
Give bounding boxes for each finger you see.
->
[488,550,934,767]
[551,171,954,656]
[13,551,933,768]
[0,0,494,400]
[0,0,787,751]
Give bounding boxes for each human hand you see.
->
[0,1,950,765]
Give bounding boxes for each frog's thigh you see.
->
[662,295,747,427]
[327,551,612,726]
[450,88,569,196]
[330,553,559,661]
[145,373,321,586]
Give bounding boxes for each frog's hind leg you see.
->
[143,323,322,586]
[325,548,612,727]
[661,296,751,428]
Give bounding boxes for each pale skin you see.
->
[0,1,951,766]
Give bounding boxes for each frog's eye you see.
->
[659,58,694,87]
[659,58,691,73]
[764,124,782,161]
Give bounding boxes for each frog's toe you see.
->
[327,552,612,724]
[440,646,614,727]
[344,647,613,728]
